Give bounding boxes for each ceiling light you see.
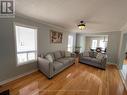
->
[78,21,86,30]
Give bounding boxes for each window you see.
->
[67,35,73,52]
[91,40,97,49]
[15,24,37,65]
[99,40,105,50]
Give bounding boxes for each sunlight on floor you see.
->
[19,81,39,95]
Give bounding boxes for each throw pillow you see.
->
[96,53,104,61]
[45,54,54,63]
[54,51,62,59]
[83,51,89,57]
[94,52,98,58]
[89,51,95,58]
[65,51,71,57]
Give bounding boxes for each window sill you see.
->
[16,60,37,67]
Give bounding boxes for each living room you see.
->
[0,0,127,95]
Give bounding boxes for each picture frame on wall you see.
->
[50,30,63,43]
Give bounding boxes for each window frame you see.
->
[14,23,38,66]
[99,39,105,50]
[91,39,97,50]
[67,35,74,52]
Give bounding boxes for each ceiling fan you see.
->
[78,21,86,30]
[77,19,100,30]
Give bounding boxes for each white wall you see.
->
[119,24,127,89]
[118,25,127,68]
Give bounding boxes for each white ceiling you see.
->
[16,0,127,33]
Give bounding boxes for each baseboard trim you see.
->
[0,69,38,86]
[107,62,119,68]
[119,70,127,90]
[107,62,115,64]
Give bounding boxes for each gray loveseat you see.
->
[79,51,107,69]
[38,51,75,78]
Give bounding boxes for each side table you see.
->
[75,57,79,64]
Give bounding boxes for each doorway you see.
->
[120,33,127,86]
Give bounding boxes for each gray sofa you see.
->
[37,51,75,78]
[79,51,107,69]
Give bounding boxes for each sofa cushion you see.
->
[64,57,75,63]
[83,51,89,57]
[60,51,65,57]
[80,56,92,61]
[65,51,71,57]
[80,56,100,63]
[54,51,62,59]
[91,58,101,63]
[57,58,70,65]
[53,61,63,71]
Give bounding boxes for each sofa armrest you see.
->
[37,57,53,78]
[38,57,50,66]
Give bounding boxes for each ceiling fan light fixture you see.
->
[78,21,86,30]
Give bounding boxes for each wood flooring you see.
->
[0,63,127,95]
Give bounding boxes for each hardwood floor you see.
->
[0,63,127,95]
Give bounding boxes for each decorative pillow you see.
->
[45,52,55,60]
[45,54,54,63]
[96,53,104,61]
[83,51,89,57]
[65,51,71,57]
[54,51,62,59]
[94,52,98,58]
[89,51,95,58]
